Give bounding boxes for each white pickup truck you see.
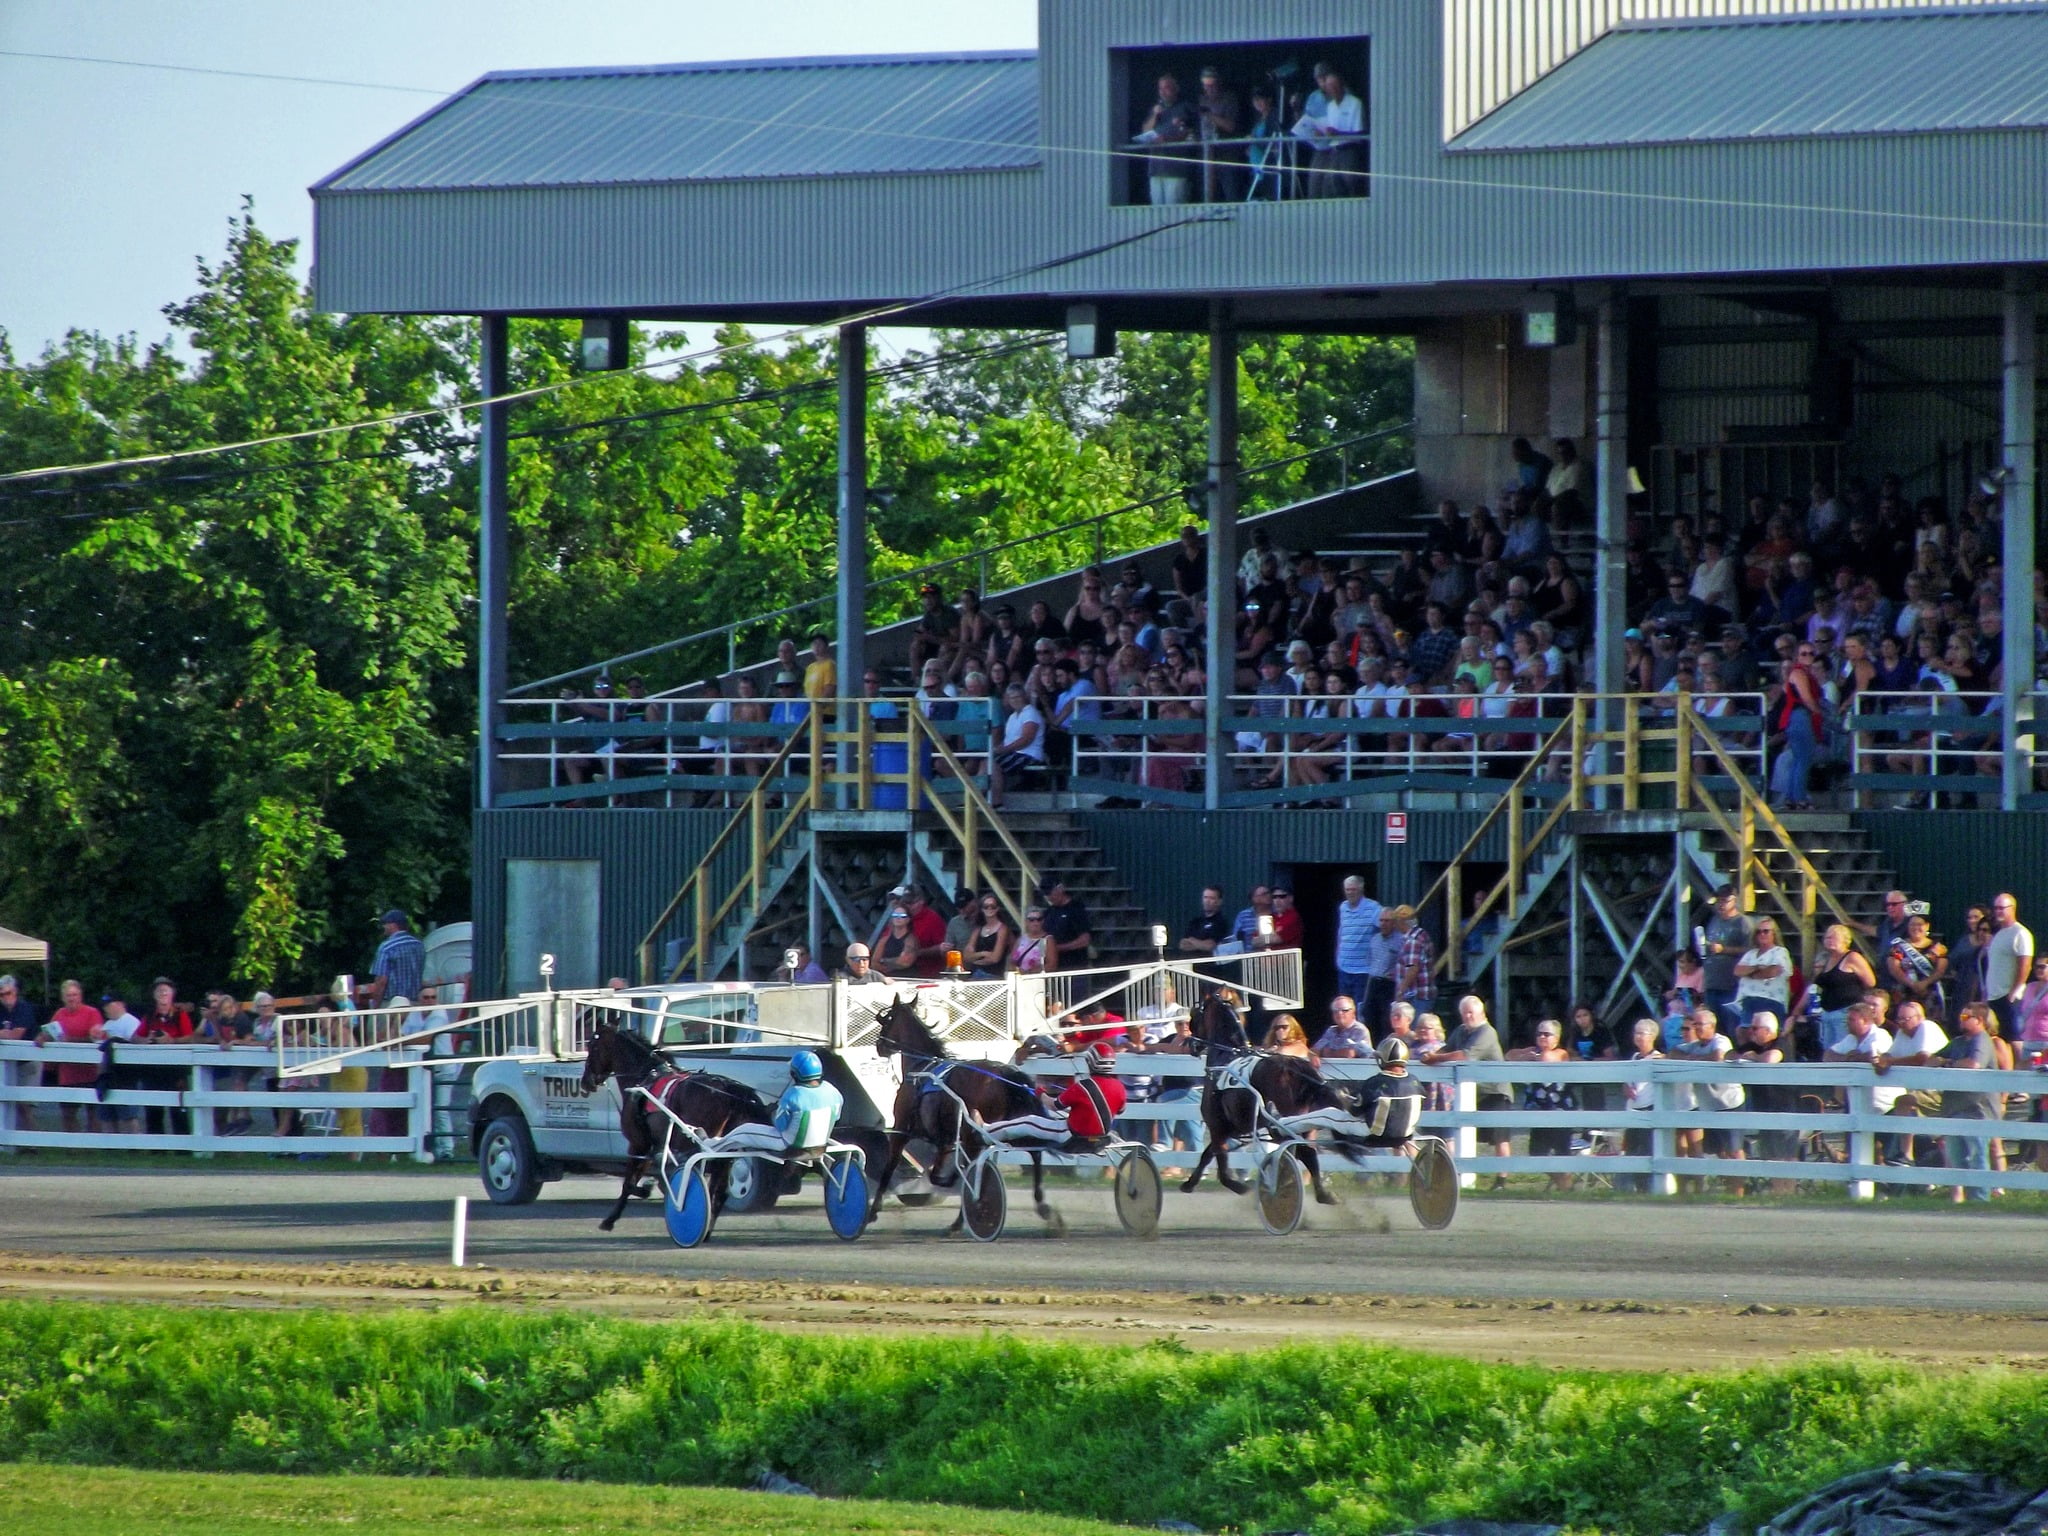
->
[466,979,1016,1212]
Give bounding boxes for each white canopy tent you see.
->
[0,926,48,965]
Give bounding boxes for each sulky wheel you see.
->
[1255,1145,1306,1237]
[960,1153,1008,1243]
[1112,1147,1163,1239]
[823,1152,871,1242]
[663,1163,717,1249]
[1409,1138,1460,1231]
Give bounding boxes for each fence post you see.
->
[1623,703,1641,809]
[1454,1076,1478,1187]
[1675,698,1693,809]
[1505,785,1524,919]
[1569,700,1585,810]
[1847,1081,1876,1201]
[412,1058,436,1163]
[0,1051,21,1148]
[1650,1077,1679,1196]
[190,1059,215,1156]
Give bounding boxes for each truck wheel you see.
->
[478,1115,542,1206]
[720,1155,782,1214]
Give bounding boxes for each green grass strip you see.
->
[0,1462,1152,1536]
[0,1300,2043,1535]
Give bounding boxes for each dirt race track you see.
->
[1,1164,2043,1372]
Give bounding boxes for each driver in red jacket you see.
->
[1053,1043,1128,1140]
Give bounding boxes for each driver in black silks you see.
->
[1345,1036,1425,1152]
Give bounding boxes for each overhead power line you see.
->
[7,43,2047,237]
[0,216,1225,488]
[0,331,1063,526]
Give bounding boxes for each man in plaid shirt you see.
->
[369,909,427,1005]
[1391,905,1435,1007]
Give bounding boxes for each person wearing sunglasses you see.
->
[1772,642,1825,811]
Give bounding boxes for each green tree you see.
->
[0,210,470,990]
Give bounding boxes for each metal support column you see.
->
[835,324,869,798]
[1567,842,1583,1013]
[477,315,510,810]
[2002,271,2037,810]
[1203,307,1239,810]
[1591,294,1631,810]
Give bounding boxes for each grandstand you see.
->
[312,1,2048,1022]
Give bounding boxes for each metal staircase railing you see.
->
[1416,696,1861,991]
[636,702,1042,983]
[636,716,820,984]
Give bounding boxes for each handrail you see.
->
[1685,711,1858,971]
[511,421,1414,695]
[635,702,1047,982]
[1414,696,1866,987]
[636,720,814,983]
[908,709,1041,933]
[1413,708,1582,977]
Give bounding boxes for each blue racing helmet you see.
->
[790,1050,825,1084]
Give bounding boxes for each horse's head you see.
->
[579,1022,615,1093]
[875,993,948,1063]
[581,1017,655,1092]
[1191,988,1247,1051]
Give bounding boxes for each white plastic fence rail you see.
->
[1020,1056,2048,1198]
[0,1040,432,1158]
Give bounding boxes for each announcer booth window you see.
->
[1110,39,1369,207]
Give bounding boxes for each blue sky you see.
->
[0,1,1036,356]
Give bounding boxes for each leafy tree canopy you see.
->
[0,211,1409,997]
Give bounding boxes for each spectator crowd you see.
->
[564,439,2041,815]
[1090,872,2044,1200]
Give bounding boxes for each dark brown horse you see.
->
[1180,989,1353,1205]
[580,1020,772,1231]
[864,994,1056,1230]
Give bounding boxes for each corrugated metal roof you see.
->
[1451,8,2048,152]
[319,51,1039,192]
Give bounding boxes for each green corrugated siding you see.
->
[473,809,729,997]
[1853,812,2048,937]
[1078,810,1502,925]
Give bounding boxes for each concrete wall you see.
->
[1414,313,1586,511]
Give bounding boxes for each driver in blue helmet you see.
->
[776,1051,843,1150]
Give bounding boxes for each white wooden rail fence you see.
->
[1029,1057,2048,1199]
[0,1041,433,1157]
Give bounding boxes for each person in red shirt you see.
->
[1270,886,1305,950]
[48,978,104,1133]
[1062,1001,1128,1050]
[1054,1044,1128,1139]
[895,884,949,979]
[138,976,195,1136]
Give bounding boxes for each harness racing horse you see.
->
[580,1019,773,1232]
[864,994,1057,1231]
[1180,989,1355,1207]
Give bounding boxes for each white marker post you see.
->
[450,1194,469,1268]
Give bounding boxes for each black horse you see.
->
[1180,989,1354,1206]
[865,994,1056,1230]
[580,1019,773,1231]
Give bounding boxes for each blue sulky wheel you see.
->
[663,1163,716,1248]
[823,1152,870,1242]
